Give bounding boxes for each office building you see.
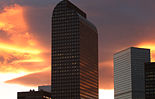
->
[38,85,51,93]
[17,90,51,99]
[114,47,150,99]
[145,62,155,99]
[52,0,98,98]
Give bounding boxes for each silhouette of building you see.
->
[114,47,150,99]
[145,62,155,99]
[17,90,51,99]
[38,85,51,93]
[52,0,98,98]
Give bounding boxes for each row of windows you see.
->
[52,41,79,45]
[146,78,155,80]
[52,77,79,81]
[52,52,79,55]
[52,18,77,22]
[52,83,79,87]
[52,73,79,77]
[52,60,79,63]
[52,60,78,63]
[146,85,155,88]
[52,66,79,69]
[146,92,155,94]
[53,13,76,17]
[52,53,79,59]
[52,52,78,55]
[52,48,79,52]
[52,49,79,52]
[52,38,79,41]
[52,56,79,60]
[54,7,75,12]
[52,35,78,39]
[52,90,79,94]
[52,78,79,82]
[52,23,78,27]
[52,55,79,58]
[53,9,75,14]
[146,75,155,77]
[146,72,155,74]
[52,31,79,35]
[52,18,78,22]
[52,59,79,62]
[52,35,79,38]
[52,78,79,81]
[52,28,78,32]
[53,50,79,53]
[52,15,78,19]
[52,53,78,56]
[52,69,79,72]
[52,44,79,48]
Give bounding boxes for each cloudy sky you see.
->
[0,0,155,99]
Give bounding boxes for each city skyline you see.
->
[0,0,155,99]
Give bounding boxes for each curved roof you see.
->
[54,0,86,18]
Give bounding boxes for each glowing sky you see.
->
[0,0,155,99]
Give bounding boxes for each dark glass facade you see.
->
[145,62,155,99]
[52,0,98,99]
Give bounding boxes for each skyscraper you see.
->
[52,0,98,99]
[114,47,150,99]
[145,62,155,99]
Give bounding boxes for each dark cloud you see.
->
[23,6,51,48]
[72,0,155,90]
[0,0,58,8]
[7,55,19,63]
[0,30,11,41]
[0,56,4,64]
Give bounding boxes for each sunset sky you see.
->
[0,0,155,99]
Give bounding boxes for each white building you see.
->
[114,47,150,99]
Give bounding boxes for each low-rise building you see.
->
[18,90,51,99]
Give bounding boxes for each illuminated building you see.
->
[145,62,155,99]
[52,0,98,98]
[114,47,150,99]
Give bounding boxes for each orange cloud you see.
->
[0,5,50,73]
[0,4,36,47]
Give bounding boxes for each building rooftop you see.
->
[114,47,150,55]
[56,0,87,18]
[18,90,51,98]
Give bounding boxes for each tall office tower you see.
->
[52,0,98,99]
[114,47,150,99]
[145,62,155,99]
